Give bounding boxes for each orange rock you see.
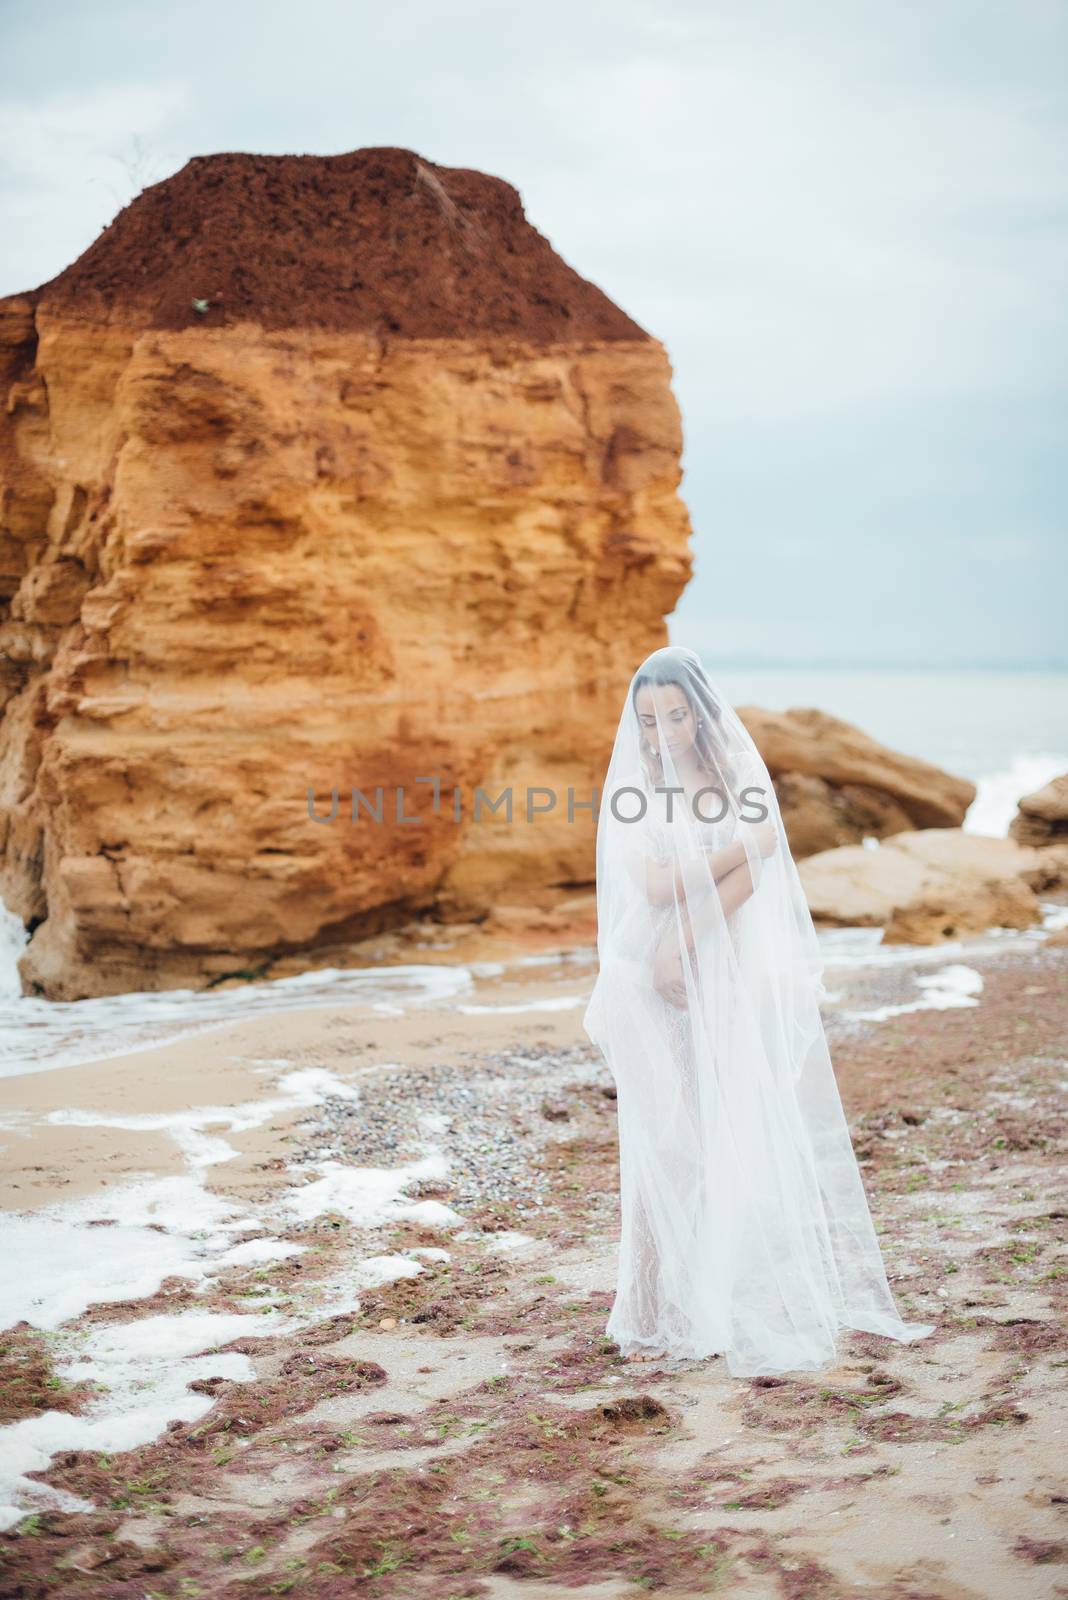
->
[1009,772,1068,847]
[739,705,976,854]
[0,151,692,998]
[798,828,1065,944]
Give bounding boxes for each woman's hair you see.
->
[630,652,727,792]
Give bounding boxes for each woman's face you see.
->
[635,682,698,764]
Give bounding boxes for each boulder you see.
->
[798,827,1068,945]
[1009,772,1068,847]
[738,706,975,856]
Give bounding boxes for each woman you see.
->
[582,645,932,1377]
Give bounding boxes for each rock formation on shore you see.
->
[0,145,1012,996]
[1009,772,1068,848]
[0,148,694,998]
[737,704,975,854]
[798,828,1068,945]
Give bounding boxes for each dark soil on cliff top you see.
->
[13,147,649,342]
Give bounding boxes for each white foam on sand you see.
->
[282,1151,464,1232]
[0,1166,456,1530]
[512,949,598,968]
[456,995,588,1015]
[0,1311,272,1529]
[43,1065,363,1173]
[352,1254,425,1286]
[479,1229,541,1253]
[0,1061,465,1532]
[216,1236,307,1267]
[0,960,474,1080]
[0,1064,458,1335]
[843,963,984,1023]
[0,1175,262,1331]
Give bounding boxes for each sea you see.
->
[1,665,1065,1076]
[700,662,1068,839]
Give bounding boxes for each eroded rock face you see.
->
[0,150,692,998]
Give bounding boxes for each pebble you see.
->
[287,1041,611,1228]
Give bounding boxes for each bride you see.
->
[582,645,933,1376]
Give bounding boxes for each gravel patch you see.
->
[286,1040,611,1225]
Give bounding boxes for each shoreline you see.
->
[0,921,1065,1593]
[0,909,1060,1218]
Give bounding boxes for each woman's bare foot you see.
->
[625,1347,667,1363]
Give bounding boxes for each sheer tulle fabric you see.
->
[582,645,933,1376]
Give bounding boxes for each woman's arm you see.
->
[678,858,756,955]
[679,819,779,950]
[631,837,749,908]
[653,860,758,1005]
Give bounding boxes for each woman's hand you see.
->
[653,928,690,1008]
[750,818,780,858]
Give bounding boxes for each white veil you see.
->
[582,645,933,1375]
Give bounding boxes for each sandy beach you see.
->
[1,907,1066,1598]
[1,9,1066,1591]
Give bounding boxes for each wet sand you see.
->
[1,924,1066,1597]
[0,953,594,1211]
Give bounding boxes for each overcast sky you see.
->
[2,0,1064,667]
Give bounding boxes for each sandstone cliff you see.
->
[0,149,692,998]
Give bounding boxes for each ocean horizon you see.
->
[686,659,1067,834]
